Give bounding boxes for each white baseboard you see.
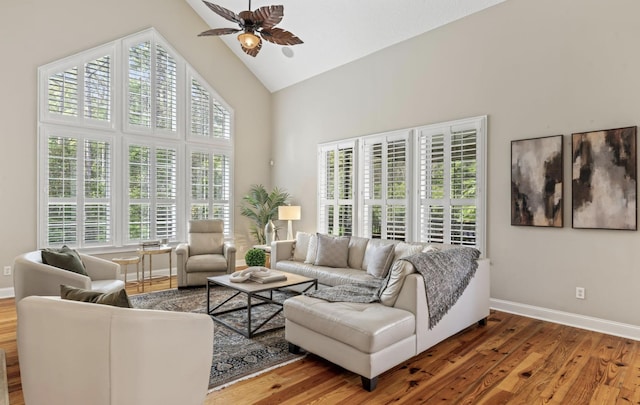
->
[491,298,640,341]
[0,288,14,299]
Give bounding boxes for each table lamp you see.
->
[278,205,301,240]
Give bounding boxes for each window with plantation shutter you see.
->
[316,116,485,254]
[38,27,234,250]
[125,36,179,135]
[126,143,178,243]
[45,132,113,246]
[417,117,486,253]
[318,142,356,236]
[361,132,409,241]
[188,148,232,235]
[188,71,232,142]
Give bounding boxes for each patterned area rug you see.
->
[129,286,304,390]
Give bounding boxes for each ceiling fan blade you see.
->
[202,1,243,25]
[241,38,262,57]
[260,27,303,46]
[198,27,241,36]
[252,5,284,29]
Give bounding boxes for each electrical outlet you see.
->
[576,287,585,300]
[3,266,11,276]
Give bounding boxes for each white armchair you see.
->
[13,251,124,302]
[176,219,236,287]
[17,296,214,405]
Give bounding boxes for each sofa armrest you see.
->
[223,242,236,273]
[80,254,119,281]
[271,240,295,268]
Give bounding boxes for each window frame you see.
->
[37,27,234,252]
[317,116,487,255]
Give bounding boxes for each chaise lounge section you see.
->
[273,233,490,391]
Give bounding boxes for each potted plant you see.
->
[240,184,290,245]
[244,248,266,267]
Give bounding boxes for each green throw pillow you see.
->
[60,285,132,308]
[41,246,88,276]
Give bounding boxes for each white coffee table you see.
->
[206,271,317,338]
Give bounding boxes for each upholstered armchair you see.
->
[176,219,236,287]
[17,296,214,405]
[13,251,124,302]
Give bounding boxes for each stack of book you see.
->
[250,269,287,284]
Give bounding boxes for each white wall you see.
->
[272,0,640,326]
[0,0,272,289]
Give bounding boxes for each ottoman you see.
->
[283,295,417,391]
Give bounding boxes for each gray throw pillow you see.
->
[314,233,350,268]
[41,246,88,276]
[364,243,395,278]
[60,285,132,308]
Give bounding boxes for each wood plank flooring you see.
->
[2,278,639,404]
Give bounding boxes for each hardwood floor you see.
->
[3,279,639,404]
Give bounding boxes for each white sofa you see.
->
[17,296,214,405]
[13,251,124,302]
[273,235,490,391]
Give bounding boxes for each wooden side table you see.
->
[137,246,173,291]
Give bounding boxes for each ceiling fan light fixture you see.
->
[238,32,260,49]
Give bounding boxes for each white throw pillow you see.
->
[304,234,318,264]
[348,236,369,269]
[314,234,350,268]
[379,260,416,306]
[363,242,395,278]
[393,242,423,263]
[293,232,312,262]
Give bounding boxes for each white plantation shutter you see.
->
[318,142,356,236]
[188,149,232,235]
[127,143,178,243]
[84,56,111,121]
[156,45,177,132]
[417,117,485,253]
[38,28,235,249]
[189,73,232,141]
[128,41,152,128]
[48,67,78,117]
[361,132,409,240]
[45,134,113,246]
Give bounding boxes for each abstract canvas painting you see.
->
[572,126,637,230]
[511,135,563,227]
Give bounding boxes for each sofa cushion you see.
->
[393,242,423,263]
[293,232,312,262]
[348,237,369,269]
[304,234,318,264]
[41,246,88,276]
[60,284,131,308]
[363,242,395,278]
[379,260,416,306]
[284,295,415,354]
[276,260,376,286]
[314,234,350,268]
[186,254,228,272]
[188,233,223,256]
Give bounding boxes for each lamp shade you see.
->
[237,32,260,49]
[278,205,301,221]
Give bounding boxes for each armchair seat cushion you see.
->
[284,295,415,354]
[186,254,229,273]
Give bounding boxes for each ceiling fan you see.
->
[198,0,303,57]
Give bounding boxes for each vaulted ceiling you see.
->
[187,0,507,92]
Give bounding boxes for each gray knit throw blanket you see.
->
[305,246,480,330]
[402,247,479,329]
